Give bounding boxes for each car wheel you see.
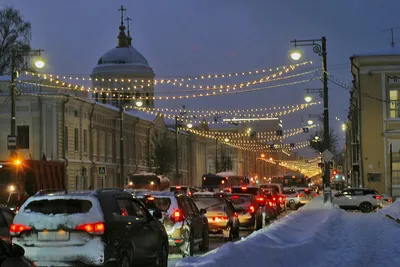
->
[199,227,209,251]
[120,252,131,267]
[155,243,168,267]
[289,201,296,210]
[255,215,262,230]
[359,202,373,213]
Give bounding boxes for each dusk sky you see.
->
[2,0,400,155]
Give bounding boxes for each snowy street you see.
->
[174,197,400,267]
[168,210,294,267]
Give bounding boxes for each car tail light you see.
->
[313,193,318,197]
[76,222,105,235]
[231,195,239,199]
[234,212,238,218]
[176,186,181,189]
[121,208,128,217]
[171,209,184,223]
[297,194,304,197]
[147,196,155,201]
[248,205,255,213]
[273,197,276,201]
[388,198,393,203]
[373,195,382,200]
[208,216,228,222]
[256,196,264,202]
[10,223,32,236]
[268,202,273,206]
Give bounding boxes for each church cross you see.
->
[118,6,127,25]
[125,17,132,33]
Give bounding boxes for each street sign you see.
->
[329,160,336,169]
[7,135,17,150]
[98,166,107,177]
[322,149,334,162]
[337,165,343,172]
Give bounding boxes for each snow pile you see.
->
[177,197,400,267]
[379,198,400,219]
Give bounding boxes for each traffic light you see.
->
[332,169,338,175]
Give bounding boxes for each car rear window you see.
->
[24,199,93,215]
[228,195,251,209]
[192,197,224,211]
[261,185,280,192]
[283,189,296,195]
[231,187,259,195]
[144,197,172,212]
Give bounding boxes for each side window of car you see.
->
[188,198,200,214]
[182,197,194,215]
[129,199,148,220]
[116,198,137,216]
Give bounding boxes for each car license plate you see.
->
[38,231,70,241]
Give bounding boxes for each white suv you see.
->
[332,188,383,213]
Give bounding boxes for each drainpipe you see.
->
[62,95,70,169]
[88,102,96,188]
[351,57,364,187]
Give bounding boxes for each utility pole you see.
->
[119,100,124,188]
[10,49,17,157]
[215,138,219,173]
[175,116,179,184]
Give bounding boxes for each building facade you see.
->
[346,50,400,197]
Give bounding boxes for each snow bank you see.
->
[177,197,400,267]
[379,198,400,219]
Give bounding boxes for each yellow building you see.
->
[347,50,400,197]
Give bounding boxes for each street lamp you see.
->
[290,36,330,203]
[290,50,302,61]
[187,123,193,129]
[307,120,313,125]
[135,100,143,107]
[304,94,312,103]
[10,49,44,156]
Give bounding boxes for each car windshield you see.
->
[139,196,172,212]
[24,199,93,215]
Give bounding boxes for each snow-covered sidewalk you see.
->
[176,197,400,267]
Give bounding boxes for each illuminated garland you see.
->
[24,61,312,84]
[19,78,317,100]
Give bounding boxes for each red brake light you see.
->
[241,187,247,190]
[248,205,255,213]
[256,196,264,202]
[268,202,273,206]
[297,194,304,197]
[76,222,105,235]
[147,196,155,201]
[234,212,238,218]
[176,186,181,189]
[171,209,184,222]
[388,198,393,202]
[10,223,31,236]
[121,208,128,217]
[208,216,229,222]
[313,193,318,197]
[305,189,309,192]
[273,197,276,201]
[374,195,382,200]
[231,195,239,199]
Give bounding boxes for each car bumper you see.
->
[13,239,105,266]
[237,214,255,228]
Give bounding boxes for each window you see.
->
[130,199,147,219]
[64,126,68,151]
[24,199,93,214]
[389,89,400,118]
[17,125,29,149]
[74,128,79,151]
[83,130,87,153]
[116,198,136,216]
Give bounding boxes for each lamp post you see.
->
[290,37,331,202]
[9,48,45,157]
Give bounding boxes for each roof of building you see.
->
[96,45,150,67]
[125,109,158,122]
[353,47,400,57]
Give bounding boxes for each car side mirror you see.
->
[153,209,162,219]
[199,208,207,215]
[10,244,25,257]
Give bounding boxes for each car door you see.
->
[180,196,198,237]
[113,196,138,250]
[127,198,160,261]
[187,197,204,239]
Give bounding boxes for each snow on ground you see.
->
[176,196,400,267]
[379,198,400,219]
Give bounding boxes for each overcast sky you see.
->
[2,0,399,156]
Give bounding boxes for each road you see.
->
[168,210,294,266]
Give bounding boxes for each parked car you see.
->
[332,188,383,213]
[136,191,209,256]
[297,188,319,206]
[191,192,240,241]
[226,193,269,230]
[11,189,169,267]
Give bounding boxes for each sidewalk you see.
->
[176,197,400,267]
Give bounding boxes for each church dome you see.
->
[97,45,150,67]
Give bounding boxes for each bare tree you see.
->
[0,7,32,75]
[309,128,339,154]
[149,132,176,175]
